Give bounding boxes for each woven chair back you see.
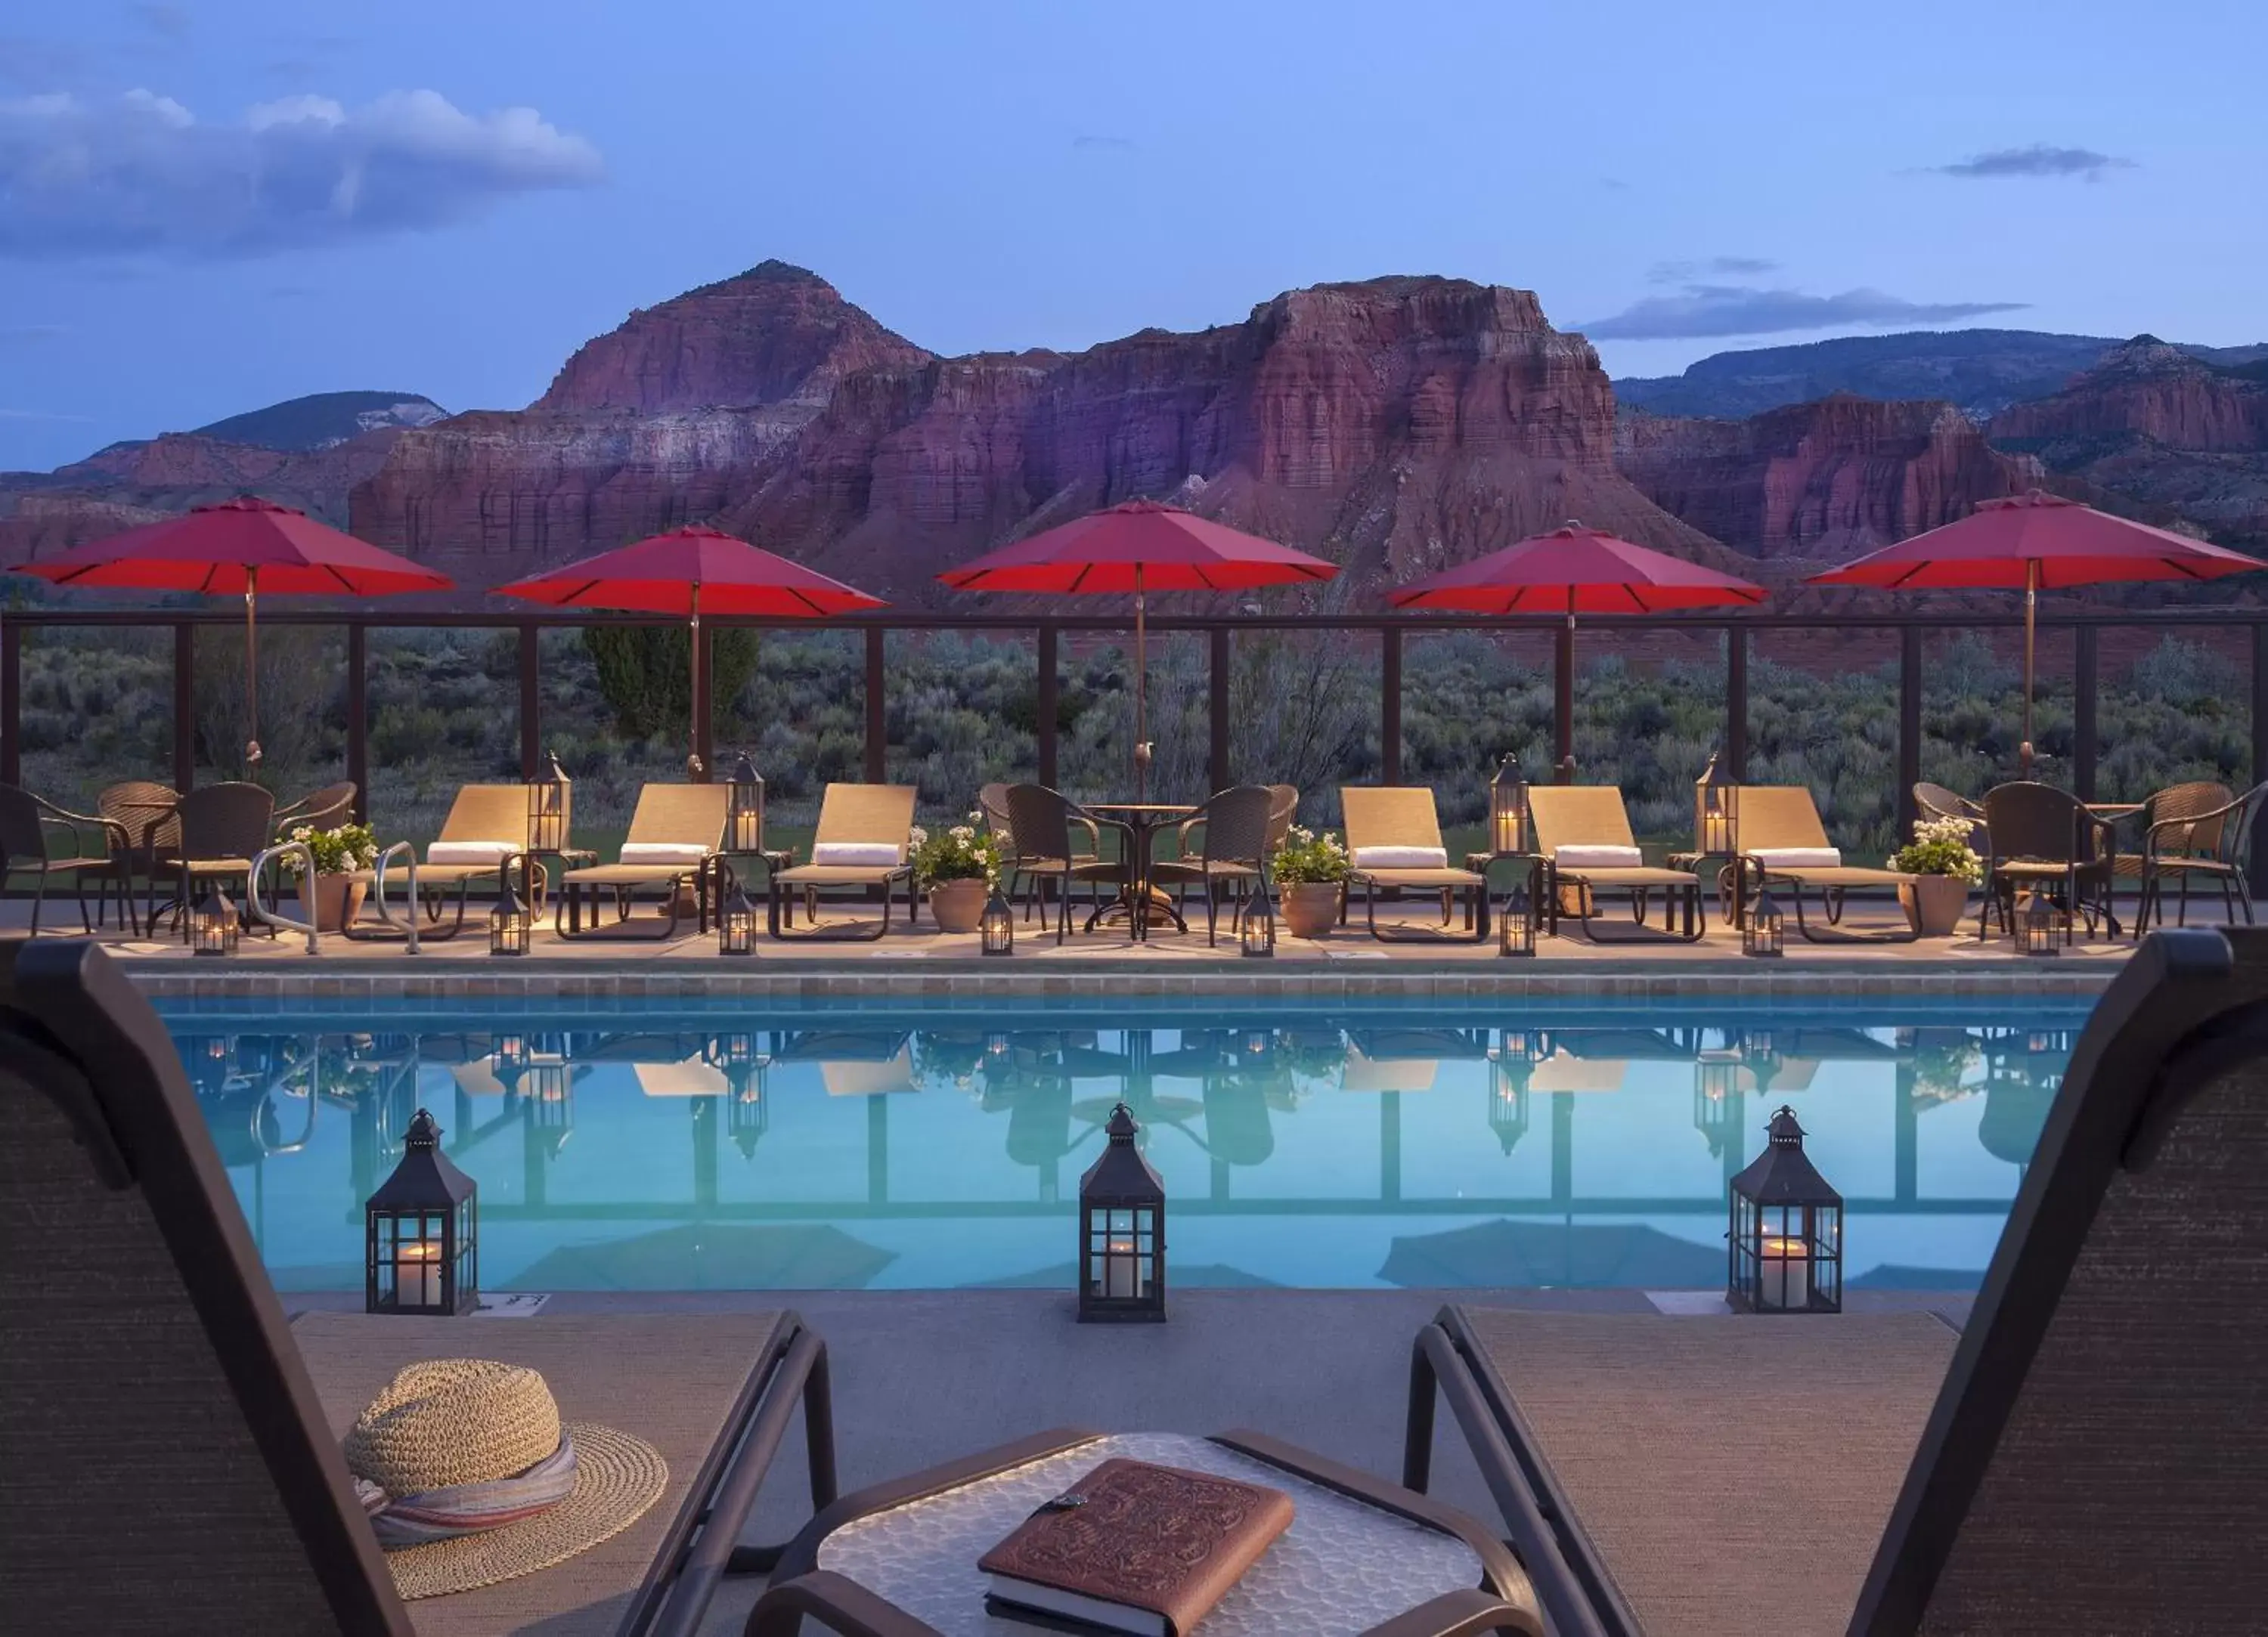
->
[1526,787,1637,856]
[1264,784,1300,853]
[1734,786,1834,853]
[435,785,528,847]
[278,782,356,834]
[813,783,917,853]
[173,783,276,864]
[977,782,1012,837]
[1196,786,1273,865]
[1002,784,1080,865]
[622,783,729,851]
[1913,782,1984,822]
[2217,781,2268,869]
[1340,787,1446,856]
[2147,780,2236,858]
[1981,781,2088,865]
[98,781,183,858]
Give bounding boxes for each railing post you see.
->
[1554,621,1575,781]
[1380,627,1402,784]
[173,621,195,791]
[1210,627,1231,795]
[692,620,715,780]
[2074,624,2099,801]
[1725,624,1748,780]
[518,622,541,780]
[1036,624,1058,790]
[863,627,887,784]
[346,623,369,822]
[0,616,19,788]
[1898,625,1922,837]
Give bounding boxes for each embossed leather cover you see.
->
[978,1457,1295,1636]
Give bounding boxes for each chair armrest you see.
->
[32,798,125,861]
[1070,813,1101,855]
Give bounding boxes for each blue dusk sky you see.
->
[1,0,2262,469]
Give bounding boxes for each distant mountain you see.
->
[192,391,446,452]
[1613,330,2265,421]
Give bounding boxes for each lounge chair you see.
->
[767,782,920,940]
[1978,781,2112,945]
[0,937,838,1637]
[349,782,527,940]
[1148,784,1272,945]
[556,782,730,940]
[1527,786,1705,941]
[1339,785,1490,942]
[0,781,128,936]
[1735,785,1919,943]
[2124,779,2263,934]
[1407,925,2268,1637]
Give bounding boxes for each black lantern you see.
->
[523,1036,573,1154]
[1240,884,1275,958]
[1693,1047,1743,1157]
[191,889,240,958]
[718,880,755,956]
[710,1032,771,1158]
[1727,1105,1842,1314]
[981,884,1015,956]
[527,749,572,854]
[489,900,530,957]
[1489,752,1530,858]
[364,1108,477,1315]
[1489,1029,1536,1153]
[1498,877,1537,958]
[1695,750,1739,856]
[1743,884,1784,958]
[1077,1102,1166,1323]
[727,754,766,854]
[2018,890,2061,957]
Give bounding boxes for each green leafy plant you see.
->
[1271,825,1352,885]
[1889,815,1984,883]
[909,817,1002,887]
[283,822,380,877]
[583,626,761,740]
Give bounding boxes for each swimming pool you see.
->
[156,997,2088,1294]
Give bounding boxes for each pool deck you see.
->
[285,1284,1974,1632]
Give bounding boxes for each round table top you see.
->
[812,1431,1486,1636]
[1086,802,1198,817]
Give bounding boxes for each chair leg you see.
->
[30,871,48,936]
[2178,870,2192,927]
[1205,880,1217,947]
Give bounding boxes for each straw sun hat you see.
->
[345,1358,668,1601]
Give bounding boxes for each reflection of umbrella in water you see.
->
[1378,1218,1724,1289]
[513,1224,897,1291]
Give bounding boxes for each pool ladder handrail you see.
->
[246,841,320,955]
[367,840,424,955]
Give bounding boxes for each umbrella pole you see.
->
[2020,559,2037,777]
[1555,588,1576,784]
[1133,563,1151,803]
[243,568,262,771]
[688,582,706,781]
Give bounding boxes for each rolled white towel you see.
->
[426,840,517,865]
[812,841,904,867]
[619,842,711,866]
[1554,844,1644,869]
[1749,846,1842,869]
[1352,845,1449,870]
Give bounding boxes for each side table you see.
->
[717,847,798,926]
[502,846,598,932]
[1668,849,1743,929]
[1464,852,1545,936]
[749,1427,1541,1636]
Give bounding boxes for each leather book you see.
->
[978,1456,1294,1637]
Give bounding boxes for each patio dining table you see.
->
[1083,801,1196,939]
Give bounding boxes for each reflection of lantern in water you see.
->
[706,1032,770,1156]
[1488,1029,1535,1154]
[1693,1046,1743,1156]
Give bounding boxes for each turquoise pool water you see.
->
[156,998,2088,1293]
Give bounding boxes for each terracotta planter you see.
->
[296,872,367,934]
[1900,874,1971,937]
[1279,881,1344,939]
[927,877,988,933]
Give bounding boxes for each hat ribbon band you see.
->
[355,1433,580,1548]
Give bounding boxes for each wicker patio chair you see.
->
[767,783,921,941]
[999,784,1132,945]
[1408,924,2268,1637]
[1736,785,1919,943]
[1526,786,1705,941]
[1149,784,1272,945]
[981,778,1100,924]
[2128,779,2263,934]
[1978,781,2113,945]
[0,937,839,1637]
[167,782,277,944]
[1912,781,1989,854]
[0,782,126,936]
[91,779,181,936]
[1338,786,1490,942]
[274,780,358,834]
[349,783,525,939]
[556,783,729,940]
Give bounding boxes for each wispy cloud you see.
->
[129,2,193,42]
[1646,255,1778,285]
[1580,283,2028,340]
[0,88,605,258]
[1930,144,2134,181]
[1071,133,1136,151]
[0,407,94,421]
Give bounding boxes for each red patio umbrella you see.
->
[939,500,1337,798]
[1807,490,2265,772]
[1389,521,1767,775]
[14,495,454,769]
[495,525,885,776]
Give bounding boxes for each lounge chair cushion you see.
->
[813,842,903,867]
[428,840,518,865]
[1352,845,1448,869]
[1554,844,1643,869]
[773,863,910,885]
[620,842,710,866]
[1750,846,1842,868]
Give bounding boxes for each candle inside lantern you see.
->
[1107,1237,1137,1299]
[1759,1233,1808,1311]
[395,1239,442,1308]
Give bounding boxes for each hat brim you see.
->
[383,1422,668,1601]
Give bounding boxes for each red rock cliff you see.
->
[1613,394,2034,561]
[1991,337,2268,451]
